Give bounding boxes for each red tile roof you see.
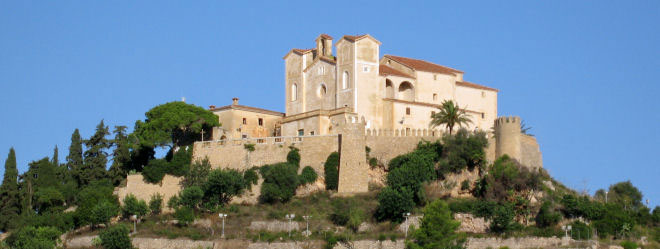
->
[379,65,414,78]
[343,34,368,42]
[318,34,333,40]
[384,55,463,75]
[292,48,314,55]
[456,81,499,92]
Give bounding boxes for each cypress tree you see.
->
[0,148,20,231]
[51,145,59,166]
[81,120,110,186]
[67,129,84,185]
[108,125,131,186]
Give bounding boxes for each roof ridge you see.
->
[384,54,464,74]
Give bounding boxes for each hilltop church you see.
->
[209,34,498,140]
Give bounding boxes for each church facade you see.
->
[280,34,498,137]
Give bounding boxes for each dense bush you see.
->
[141,159,168,183]
[91,201,119,226]
[166,146,192,176]
[149,193,163,215]
[375,187,414,222]
[330,198,366,232]
[535,201,561,228]
[475,155,542,203]
[489,204,515,233]
[286,147,301,167]
[439,129,487,174]
[174,207,195,226]
[592,203,635,237]
[99,224,132,249]
[299,166,318,185]
[408,200,462,249]
[259,162,299,203]
[570,221,592,240]
[620,241,638,249]
[203,168,246,205]
[6,226,61,249]
[122,194,149,218]
[324,152,339,190]
[179,186,204,209]
[15,212,75,233]
[74,180,118,227]
[243,167,259,190]
[183,158,211,188]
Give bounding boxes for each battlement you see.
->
[494,116,521,127]
[365,128,443,137]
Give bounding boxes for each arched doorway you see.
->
[398,81,414,101]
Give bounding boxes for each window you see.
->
[433,74,437,80]
[310,131,315,135]
[318,66,325,75]
[242,118,247,125]
[481,113,485,119]
[481,91,486,98]
[318,83,327,97]
[297,129,304,136]
[241,134,247,139]
[363,66,370,72]
[387,59,391,65]
[406,107,411,115]
[433,93,438,101]
[258,118,263,126]
[342,71,349,89]
[291,83,298,101]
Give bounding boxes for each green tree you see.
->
[133,101,220,149]
[108,126,131,186]
[6,226,61,249]
[299,166,318,185]
[121,194,149,218]
[0,148,20,231]
[203,168,246,205]
[535,201,561,228]
[430,100,472,135]
[375,187,414,222]
[183,158,211,188]
[149,193,163,215]
[51,145,59,166]
[81,120,110,186]
[34,187,65,213]
[66,129,84,185]
[174,206,195,226]
[324,152,339,191]
[608,181,643,209]
[490,203,515,233]
[259,163,299,203]
[408,200,462,249]
[179,186,204,209]
[91,201,119,227]
[99,224,133,249]
[141,159,168,183]
[73,180,117,227]
[287,147,301,167]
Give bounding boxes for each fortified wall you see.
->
[116,116,542,205]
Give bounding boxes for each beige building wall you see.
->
[209,99,284,140]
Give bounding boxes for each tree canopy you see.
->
[133,101,219,148]
[430,100,472,135]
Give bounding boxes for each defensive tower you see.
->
[494,116,522,161]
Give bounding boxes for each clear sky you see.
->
[1,1,658,206]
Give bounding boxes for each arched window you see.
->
[385,79,394,98]
[318,83,327,97]
[398,81,414,101]
[291,83,298,101]
[342,71,350,89]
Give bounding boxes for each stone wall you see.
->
[115,174,182,213]
[465,236,563,249]
[520,134,543,169]
[454,213,490,233]
[365,128,441,165]
[337,123,368,193]
[193,135,339,174]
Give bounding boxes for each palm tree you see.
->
[430,100,472,135]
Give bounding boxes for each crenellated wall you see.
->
[364,128,443,165]
[494,116,543,169]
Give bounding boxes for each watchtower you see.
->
[494,116,522,161]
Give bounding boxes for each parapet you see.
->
[365,128,443,137]
[494,116,521,128]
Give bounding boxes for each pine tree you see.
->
[67,129,84,186]
[108,125,131,186]
[81,120,110,186]
[0,148,21,231]
[51,145,59,166]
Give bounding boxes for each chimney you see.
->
[232,97,239,105]
[209,105,216,109]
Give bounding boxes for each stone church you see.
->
[210,34,498,140]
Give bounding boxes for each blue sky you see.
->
[1,1,658,206]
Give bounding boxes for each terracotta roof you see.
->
[384,55,463,75]
[318,34,333,40]
[379,65,415,78]
[210,104,284,117]
[456,81,499,92]
[292,48,314,55]
[343,34,368,42]
[319,56,337,64]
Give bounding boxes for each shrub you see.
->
[460,180,470,191]
[16,212,75,233]
[174,207,195,226]
[490,204,515,233]
[167,195,180,209]
[259,163,299,203]
[477,155,542,203]
[74,180,117,227]
[244,143,255,152]
[99,224,132,249]
[183,158,211,188]
[243,167,259,190]
[620,241,637,249]
[6,226,61,249]
[408,200,462,249]
[142,159,168,183]
[324,152,340,190]
[166,146,192,176]
[299,166,318,185]
[179,186,204,209]
[570,221,592,240]
[203,168,246,205]
[122,194,149,218]
[440,129,488,173]
[535,201,560,228]
[149,193,163,215]
[287,147,301,166]
[375,187,415,222]
[91,201,119,226]
[369,157,379,168]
